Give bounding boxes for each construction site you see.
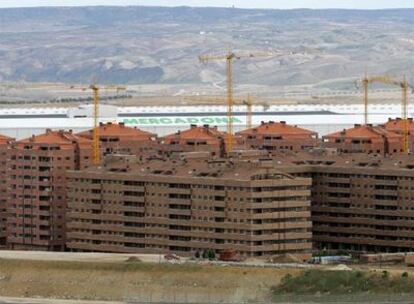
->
[0,54,411,259]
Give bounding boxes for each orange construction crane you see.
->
[362,74,413,153]
[199,49,296,151]
[70,84,125,165]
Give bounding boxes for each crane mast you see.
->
[91,85,100,165]
[199,49,298,152]
[226,52,235,151]
[362,74,412,153]
[246,94,252,129]
[402,76,409,153]
[70,84,125,165]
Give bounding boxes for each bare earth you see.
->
[0,252,299,303]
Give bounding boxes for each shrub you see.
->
[273,269,414,295]
[402,272,409,278]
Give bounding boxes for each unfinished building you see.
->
[322,124,402,155]
[236,121,319,153]
[66,154,313,257]
[7,130,92,251]
[77,122,157,157]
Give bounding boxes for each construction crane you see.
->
[70,84,126,165]
[199,49,297,151]
[362,74,413,153]
[183,94,269,130]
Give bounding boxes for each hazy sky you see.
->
[1,0,414,9]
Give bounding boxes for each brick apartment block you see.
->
[7,130,92,250]
[236,121,319,153]
[66,154,313,257]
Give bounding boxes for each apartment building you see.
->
[322,124,402,155]
[0,134,12,246]
[77,122,157,157]
[7,130,92,251]
[382,118,414,152]
[236,121,319,152]
[273,151,414,252]
[66,154,312,257]
[159,125,229,156]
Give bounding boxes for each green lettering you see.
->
[123,118,138,125]
[175,118,187,124]
[138,118,149,124]
[148,118,159,124]
[187,118,199,124]
[214,117,228,124]
[201,118,214,124]
[160,118,173,124]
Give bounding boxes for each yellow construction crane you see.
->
[70,84,126,165]
[362,74,413,153]
[199,49,295,151]
[183,94,268,130]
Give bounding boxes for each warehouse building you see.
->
[66,153,313,257]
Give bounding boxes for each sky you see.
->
[1,0,414,9]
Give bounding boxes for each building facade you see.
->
[77,122,157,157]
[0,135,12,246]
[236,121,319,153]
[159,125,227,156]
[7,130,92,250]
[273,152,414,252]
[323,124,402,155]
[66,154,313,257]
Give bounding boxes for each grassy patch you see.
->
[273,269,414,295]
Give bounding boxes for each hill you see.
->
[0,6,414,94]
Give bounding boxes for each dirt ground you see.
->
[0,258,300,303]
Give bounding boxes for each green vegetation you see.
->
[202,249,216,260]
[273,270,414,295]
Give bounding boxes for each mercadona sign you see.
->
[122,116,244,126]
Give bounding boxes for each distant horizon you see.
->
[1,0,414,10]
[1,5,414,11]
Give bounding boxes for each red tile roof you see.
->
[325,124,401,139]
[18,129,91,147]
[77,122,156,141]
[162,125,225,141]
[0,134,13,144]
[237,121,317,137]
[383,118,414,132]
